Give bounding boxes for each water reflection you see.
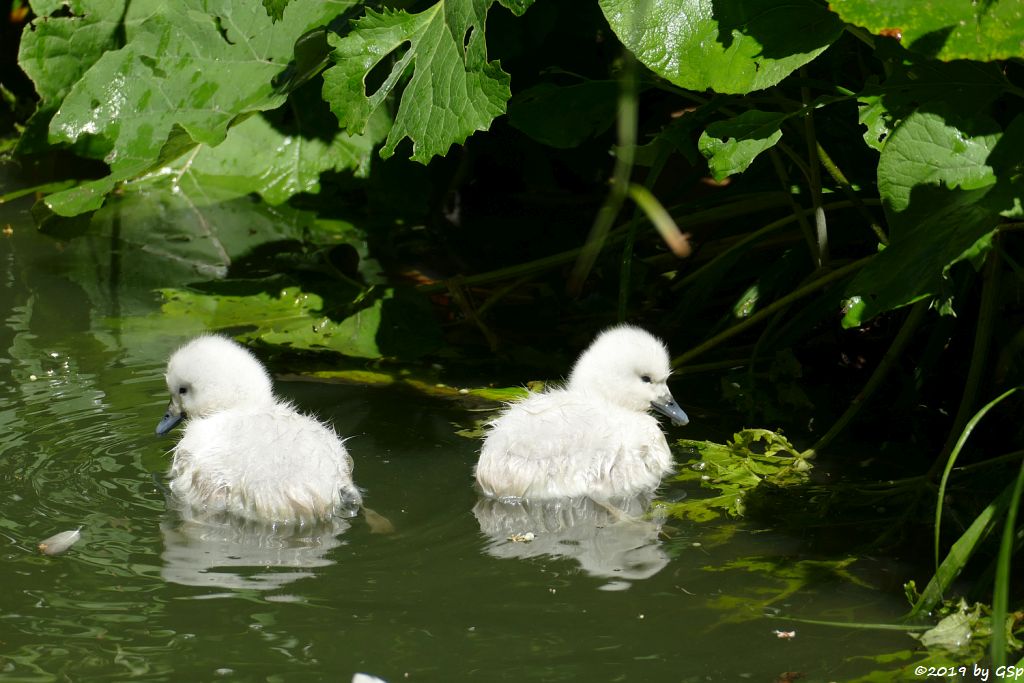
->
[473,495,669,587]
[160,512,349,591]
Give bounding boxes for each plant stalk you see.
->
[768,148,818,269]
[568,52,637,296]
[816,142,889,245]
[800,300,928,459]
[800,69,828,268]
[931,249,1001,478]
[672,256,872,368]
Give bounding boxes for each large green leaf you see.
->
[322,1,510,163]
[175,85,390,204]
[16,0,125,152]
[843,186,1001,327]
[842,111,1023,326]
[830,0,1024,61]
[857,57,1009,153]
[42,0,354,216]
[878,109,1003,218]
[698,110,787,180]
[598,0,843,94]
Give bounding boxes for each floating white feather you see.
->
[38,528,82,555]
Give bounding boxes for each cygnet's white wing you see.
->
[170,403,361,524]
[476,389,674,500]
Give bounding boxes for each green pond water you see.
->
[0,187,921,682]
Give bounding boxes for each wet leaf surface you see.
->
[830,0,1024,61]
[598,0,842,94]
[322,1,510,162]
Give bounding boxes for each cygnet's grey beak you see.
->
[155,401,184,436]
[651,393,689,427]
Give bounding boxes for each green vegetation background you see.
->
[2,0,1024,675]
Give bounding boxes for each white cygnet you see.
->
[475,325,689,501]
[156,335,362,525]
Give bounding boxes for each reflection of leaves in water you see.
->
[135,287,384,358]
[703,556,863,625]
[58,184,442,361]
[124,285,443,361]
[56,183,363,320]
[664,429,811,522]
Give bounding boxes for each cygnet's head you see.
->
[155,335,275,435]
[567,325,689,426]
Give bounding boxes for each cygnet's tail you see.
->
[362,506,395,534]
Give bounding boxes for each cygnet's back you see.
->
[156,335,361,525]
[475,325,688,501]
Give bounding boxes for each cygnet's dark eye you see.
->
[178,386,188,395]
[640,375,652,384]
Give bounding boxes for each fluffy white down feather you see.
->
[475,325,687,501]
[158,335,361,525]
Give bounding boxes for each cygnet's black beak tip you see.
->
[651,396,689,427]
[155,411,183,436]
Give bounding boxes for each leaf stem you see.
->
[815,142,889,245]
[800,300,928,459]
[671,256,873,368]
[619,151,671,321]
[671,198,880,293]
[417,193,798,294]
[768,148,818,268]
[0,180,79,204]
[568,51,638,296]
[626,184,691,257]
[800,69,827,267]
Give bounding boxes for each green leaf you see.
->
[857,58,1010,153]
[322,2,510,163]
[878,109,1002,218]
[663,429,811,522]
[496,0,534,16]
[843,110,1023,326]
[842,187,1000,326]
[43,0,354,216]
[598,0,843,94]
[830,0,1024,61]
[910,483,1015,618]
[263,0,291,22]
[857,94,890,152]
[176,85,390,204]
[508,81,619,149]
[16,0,126,152]
[698,110,787,180]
